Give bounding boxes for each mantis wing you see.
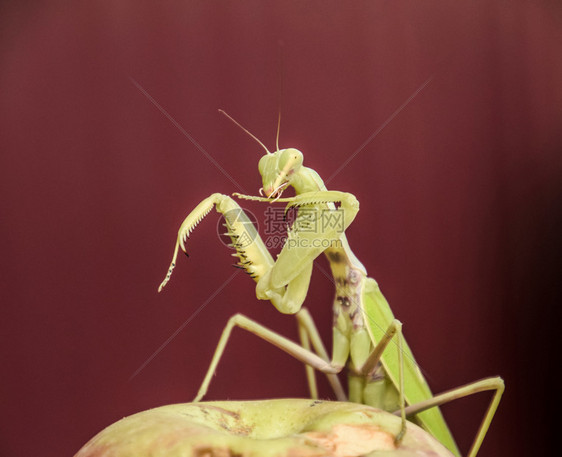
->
[362,278,461,457]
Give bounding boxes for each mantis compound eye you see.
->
[258,154,269,174]
[279,148,303,171]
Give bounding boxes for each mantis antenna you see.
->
[276,40,284,153]
[218,109,272,155]
[275,111,281,153]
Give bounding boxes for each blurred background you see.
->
[1,1,561,456]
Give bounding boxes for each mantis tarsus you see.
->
[158,111,504,457]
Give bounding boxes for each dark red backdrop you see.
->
[1,2,561,456]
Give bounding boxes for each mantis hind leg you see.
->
[395,376,504,457]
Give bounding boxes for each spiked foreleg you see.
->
[158,193,275,292]
[159,192,319,317]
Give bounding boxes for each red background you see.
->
[1,2,561,456]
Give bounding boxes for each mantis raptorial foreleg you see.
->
[159,193,311,315]
[158,193,274,293]
[160,191,360,311]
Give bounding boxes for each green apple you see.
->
[75,399,454,457]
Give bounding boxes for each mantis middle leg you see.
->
[193,311,341,402]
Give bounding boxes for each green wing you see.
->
[362,278,461,457]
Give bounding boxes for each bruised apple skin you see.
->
[75,399,454,457]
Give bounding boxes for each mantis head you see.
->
[258,148,303,199]
[218,109,305,200]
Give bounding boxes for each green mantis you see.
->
[158,111,504,457]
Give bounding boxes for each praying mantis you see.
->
[158,111,504,457]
